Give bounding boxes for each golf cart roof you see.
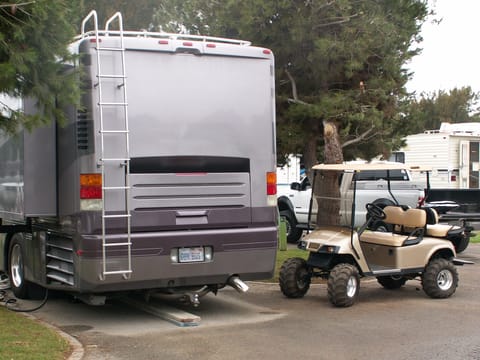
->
[312,162,432,172]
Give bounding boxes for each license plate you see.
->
[178,247,205,263]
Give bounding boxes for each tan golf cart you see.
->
[279,163,473,307]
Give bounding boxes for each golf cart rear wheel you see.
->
[422,258,458,299]
[376,276,407,290]
[327,263,360,307]
[279,257,311,298]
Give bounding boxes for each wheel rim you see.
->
[297,269,308,290]
[284,220,292,236]
[346,276,357,298]
[437,269,453,291]
[10,244,23,288]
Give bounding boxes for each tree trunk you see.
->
[315,120,344,226]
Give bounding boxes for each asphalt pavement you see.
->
[6,244,480,360]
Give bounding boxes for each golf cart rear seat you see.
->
[423,207,464,238]
[360,206,426,247]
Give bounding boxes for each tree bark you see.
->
[314,120,344,226]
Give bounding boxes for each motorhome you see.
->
[0,11,277,305]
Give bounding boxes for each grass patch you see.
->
[269,248,309,282]
[470,232,480,243]
[0,305,70,360]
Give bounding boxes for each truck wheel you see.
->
[376,275,407,289]
[8,235,30,299]
[327,263,360,307]
[279,257,311,298]
[422,258,458,299]
[280,210,303,243]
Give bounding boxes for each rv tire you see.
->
[8,234,34,299]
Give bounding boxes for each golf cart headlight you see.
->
[298,240,307,250]
[320,245,339,253]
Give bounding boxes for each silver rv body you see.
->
[0,12,277,304]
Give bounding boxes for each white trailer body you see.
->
[392,123,480,189]
[0,12,277,304]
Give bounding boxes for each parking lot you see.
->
[16,243,477,360]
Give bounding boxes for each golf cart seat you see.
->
[360,206,426,247]
[423,207,464,238]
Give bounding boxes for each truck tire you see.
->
[280,210,303,243]
[279,257,311,298]
[327,263,360,307]
[376,275,407,289]
[422,258,458,299]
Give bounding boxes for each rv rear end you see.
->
[0,23,277,302]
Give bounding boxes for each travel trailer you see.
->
[391,123,480,189]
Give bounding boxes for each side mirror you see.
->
[290,182,302,191]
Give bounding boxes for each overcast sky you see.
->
[406,0,480,95]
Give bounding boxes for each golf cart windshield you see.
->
[310,163,427,229]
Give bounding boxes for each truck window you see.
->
[356,169,409,181]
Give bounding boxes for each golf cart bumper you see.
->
[305,252,337,269]
[452,258,474,266]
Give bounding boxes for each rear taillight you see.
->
[267,172,277,195]
[80,174,102,199]
[417,195,425,207]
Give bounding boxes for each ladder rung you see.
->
[103,214,131,219]
[103,270,133,276]
[99,102,128,106]
[98,74,126,79]
[100,130,129,134]
[103,242,132,247]
[103,186,130,190]
[100,157,130,162]
[97,47,125,52]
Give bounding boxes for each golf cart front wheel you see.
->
[279,257,311,298]
[327,263,360,307]
[422,258,458,299]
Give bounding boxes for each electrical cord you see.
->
[0,288,49,312]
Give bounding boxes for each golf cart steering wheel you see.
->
[366,203,386,220]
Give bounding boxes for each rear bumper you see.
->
[72,226,277,293]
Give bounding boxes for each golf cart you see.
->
[279,163,473,307]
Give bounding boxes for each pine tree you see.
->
[0,1,80,132]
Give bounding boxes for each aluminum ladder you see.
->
[83,10,132,279]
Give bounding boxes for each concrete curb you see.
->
[21,312,85,360]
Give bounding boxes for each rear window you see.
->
[355,169,409,181]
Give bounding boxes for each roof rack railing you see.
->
[77,10,251,46]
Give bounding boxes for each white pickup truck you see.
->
[277,166,426,242]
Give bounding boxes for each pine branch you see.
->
[285,68,310,105]
[342,126,377,148]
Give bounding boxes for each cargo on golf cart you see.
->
[0,11,277,305]
[279,163,473,307]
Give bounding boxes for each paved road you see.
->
[26,244,480,359]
